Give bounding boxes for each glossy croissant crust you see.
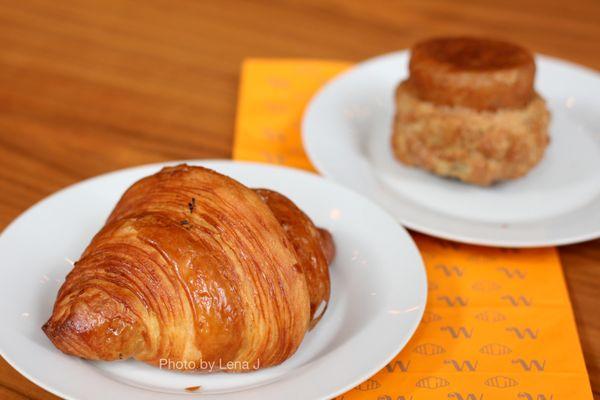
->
[43,164,334,371]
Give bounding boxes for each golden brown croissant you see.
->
[42,164,334,371]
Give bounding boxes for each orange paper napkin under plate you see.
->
[233,59,592,400]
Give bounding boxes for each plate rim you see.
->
[0,159,427,400]
[302,50,600,248]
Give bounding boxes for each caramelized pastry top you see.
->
[408,36,535,110]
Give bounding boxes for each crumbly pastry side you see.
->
[391,82,550,186]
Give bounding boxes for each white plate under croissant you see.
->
[0,160,426,400]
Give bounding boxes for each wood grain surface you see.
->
[0,1,598,398]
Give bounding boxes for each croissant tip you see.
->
[41,322,49,337]
[41,318,76,357]
[41,318,58,338]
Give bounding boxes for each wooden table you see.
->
[0,1,598,398]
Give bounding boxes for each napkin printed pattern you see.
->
[233,59,593,400]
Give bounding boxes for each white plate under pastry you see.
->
[302,51,600,247]
[0,160,426,400]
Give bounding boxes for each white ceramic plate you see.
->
[303,51,600,247]
[0,160,426,400]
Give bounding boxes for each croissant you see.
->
[42,164,334,371]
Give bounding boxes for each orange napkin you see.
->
[233,59,593,400]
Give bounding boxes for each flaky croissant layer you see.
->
[43,164,334,371]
